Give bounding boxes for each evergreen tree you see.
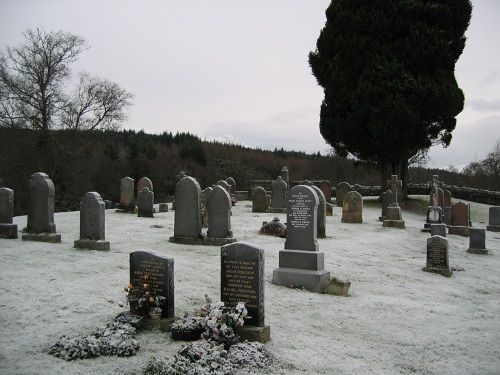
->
[309,0,472,192]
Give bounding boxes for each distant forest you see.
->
[0,128,496,215]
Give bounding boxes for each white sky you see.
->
[1,0,499,169]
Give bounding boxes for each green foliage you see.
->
[309,0,472,181]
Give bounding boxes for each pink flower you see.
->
[212,328,219,335]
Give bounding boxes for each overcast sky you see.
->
[1,0,499,170]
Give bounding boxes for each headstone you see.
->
[379,189,391,221]
[273,185,330,293]
[311,185,326,238]
[467,228,488,254]
[137,187,154,218]
[74,192,110,250]
[204,185,237,246]
[216,180,231,194]
[226,177,236,194]
[159,203,168,212]
[424,206,443,230]
[269,176,287,213]
[443,206,452,226]
[201,187,213,228]
[437,188,444,208]
[430,224,447,238]
[169,176,203,244]
[383,175,405,228]
[341,191,363,223]
[423,236,453,277]
[280,166,289,188]
[22,172,61,243]
[221,241,270,343]
[104,200,113,210]
[118,177,135,212]
[326,202,334,217]
[137,177,153,194]
[443,190,452,207]
[319,180,332,203]
[336,182,350,207]
[486,207,500,232]
[451,201,470,227]
[0,187,18,239]
[130,250,174,319]
[252,186,268,213]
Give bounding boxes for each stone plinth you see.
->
[0,223,18,239]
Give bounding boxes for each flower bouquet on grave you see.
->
[122,274,167,319]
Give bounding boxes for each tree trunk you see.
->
[379,160,392,201]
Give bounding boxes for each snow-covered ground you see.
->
[0,196,499,374]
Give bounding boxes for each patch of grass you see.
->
[404,196,428,215]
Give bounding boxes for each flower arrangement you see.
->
[123,274,166,318]
[171,295,249,348]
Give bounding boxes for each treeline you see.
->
[0,128,496,215]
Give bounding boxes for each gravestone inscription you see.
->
[130,251,174,319]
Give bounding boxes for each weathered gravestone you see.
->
[430,224,447,238]
[130,251,174,319]
[269,176,287,213]
[336,182,350,207]
[74,192,110,250]
[201,187,213,228]
[0,187,18,239]
[118,177,136,212]
[204,185,237,246]
[383,175,405,228]
[423,236,453,277]
[252,186,268,213]
[226,177,236,194]
[342,191,363,224]
[137,187,154,218]
[170,176,203,244]
[486,207,500,232]
[280,166,290,188]
[467,228,488,255]
[319,180,332,203]
[437,188,444,208]
[221,241,270,343]
[216,180,231,194]
[449,201,470,236]
[442,190,452,225]
[311,185,326,238]
[379,189,392,222]
[273,185,330,293]
[22,172,61,243]
[443,190,452,207]
[137,177,153,194]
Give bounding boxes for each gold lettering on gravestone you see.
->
[132,259,166,293]
[221,259,258,309]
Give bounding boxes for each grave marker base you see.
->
[448,226,470,237]
[0,223,18,239]
[235,325,271,344]
[169,235,203,245]
[422,266,453,277]
[22,232,61,243]
[467,247,489,255]
[486,225,500,232]
[74,239,110,251]
[382,220,405,229]
[272,267,330,293]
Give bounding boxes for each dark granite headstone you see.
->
[137,187,154,218]
[273,185,330,293]
[467,228,488,254]
[0,187,17,239]
[22,172,61,243]
[486,207,500,232]
[423,236,452,277]
[252,186,268,213]
[74,192,110,250]
[341,191,363,223]
[130,250,174,318]
[170,176,202,244]
[221,242,265,327]
[336,182,350,207]
[205,185,236,246]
